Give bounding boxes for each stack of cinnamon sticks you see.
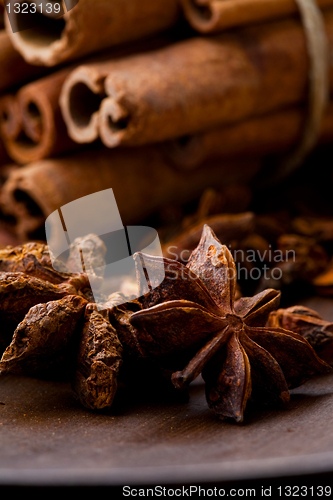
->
[0,0,332,243]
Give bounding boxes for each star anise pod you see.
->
[311,257,333,296]
[0,294,88,378]
[72,303,123,410]
[0,241,68,283]
[267,305,333,365]
[0,228,331,420]
[291,216,333,242]
[163,211,255,264]
[0,271,88,354]
[0,235,124,409]
[129,225,331,422]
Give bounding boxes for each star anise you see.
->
[0,241,65,282]
[311,258,333,296]
[161,194,333,300]
[256,234,329,294]
[291,216,333,242]
[0,235,124,409]
[72,303,123,410]
[267,305,333,365]
[0,227,331,421]
[129,225,331,422]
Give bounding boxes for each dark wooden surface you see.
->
[0,296,333,489]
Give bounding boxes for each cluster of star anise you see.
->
[162,187,333,299]
[0,226,331,423]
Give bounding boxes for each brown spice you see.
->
[256,234,330,294]
[163,211,255,264]
[0,235,125,409]
[0,67,79,165]
[0,146,260,242]
[164,103,333,169]
[180,0,333,34]
[0,242,69,283]
[312,259,333,295]
[267,306,333,364]
[292,216,333,242]
[61,12,333,148]
[6,0,180,67]
[0,271,83,351]
[0,30,47,94]
[72,304,123,410]
[0,227,330,421]
[130,226,331,422]
[0,294,88,377]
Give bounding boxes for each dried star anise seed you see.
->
[130,225,331,422]
[0,242,69,284]
[72,304,123,410]
[291,216,333,242]
[108,297,144,359]
[267,305,333,365]
[0,227,331,420]
[0,236,124,410]
[255,234,329,294]
[0,295,88,377]
[162,211,255,265]
[0,271,87,353]
[311,258,333,296]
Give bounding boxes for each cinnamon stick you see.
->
[0,146,261,242]
[59,34,176,144]
[5,0,180,67]
[0,30,47,93]
[0,68,79,164]
[163,102,333,169]
[180,0,333,33]
[60,12,333,148]
[0,35,178,164]
[59,63,107,144]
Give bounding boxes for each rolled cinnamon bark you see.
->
[163,102,333,169]
[0,95,21,144]
[59,34,175,144]
[180,0,333,33]
[59,63,107,144]
[61,12,333,148]
[5,0,180,67]
[0,163,19,186]
[0,35,177,164]
[0,146,261,241]
[0,67,79,164]
[0,30,47,93]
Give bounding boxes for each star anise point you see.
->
[129,225,331,422]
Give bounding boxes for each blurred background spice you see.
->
[0,0,333,306]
